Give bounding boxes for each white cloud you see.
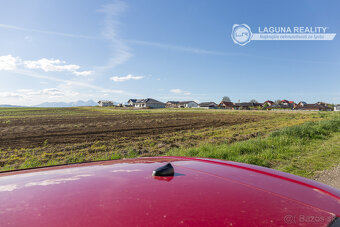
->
[13,69,126,95]
[0,55,20,70]
[24,58,80,72]
[110,74,144,82]
[0,92,22,98]
[73,70,94,76]
[170,89,191,96]
[0,69,136,106]
[24,36,33,42]
[0,88,80,105]
[0,55,93,76]
[170,89,182,94]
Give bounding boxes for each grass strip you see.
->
[167,115,340,178]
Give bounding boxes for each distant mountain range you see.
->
[0,100,98,108]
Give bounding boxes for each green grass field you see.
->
[168,114,340,178]
[0,107,339,179]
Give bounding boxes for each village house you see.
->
[219,101,234,109]
[296,101,307,107]
[98,100,114,107]
[253,102,264,108]
[335,104,340,111]
[263,100,274,106]
[233,102,255,110]
[281,100,295,108]
[166,101,198,108]
[166,101,180,108]
[127,99,138,106]
[294,103,332,111]
[199,102,218,109]
[178,101,198,108]
[134,98,166,108]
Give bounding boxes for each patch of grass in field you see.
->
[167,114,340,177]
[276,133,340,177]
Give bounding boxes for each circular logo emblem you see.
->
[231,24,252,46]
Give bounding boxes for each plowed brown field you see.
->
[0,111,266,148]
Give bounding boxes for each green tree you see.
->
[222,96,231,102]
[275,99,282,105]
[250,99,258,103]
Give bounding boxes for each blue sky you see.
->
[0,0,339,105]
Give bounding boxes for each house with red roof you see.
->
[263,100,274,106]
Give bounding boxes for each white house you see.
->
[127,99,138,106]
[98,100,114,107]
[134,98,166,108]
[199,102,218,109]
[335,104,340,111]
[178,101,199,108]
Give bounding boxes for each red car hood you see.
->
[0,157,339,226]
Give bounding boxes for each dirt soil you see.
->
[0,112,268,149]
[314,165,340,190]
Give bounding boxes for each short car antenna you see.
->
[152,163,174,176]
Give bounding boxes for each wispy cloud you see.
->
[0,23,96,39]
[127,40,248,56]
[96,1,131,71]
[110,74,144,82]
[170,89,191,96]
[13,69,125,95]
[0,88,78,103]
[0,21,246,59]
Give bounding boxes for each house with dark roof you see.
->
[134,98,166,108]
[335,104,340,111]
[294,103,332,111]
[219,101,234,109]
[98,100,114,107]
[199,102,218,109]
[127,99,138,106]
[233,102,255,110]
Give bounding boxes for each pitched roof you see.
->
[98,100,113,103]
[234,102,254,107]
[179,101,197,105]
[219,101,234,107]
[135,98,165,104]
[199,102,217,107]
[294,104,329,110]
[166,101,180,104]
